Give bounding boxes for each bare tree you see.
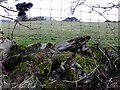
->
[70,0,120,22]
[0,0,33,40]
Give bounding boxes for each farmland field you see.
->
[0,21,119,46]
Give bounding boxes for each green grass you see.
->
[0,21,119,46]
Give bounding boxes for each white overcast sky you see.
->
[0,0,119,21]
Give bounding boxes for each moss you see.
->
[9,61,30,83]
[13,61,28,73]
[44,80,52,89]
[52,51,73,62]
[24,54,38,62]
[10,44,26,56]
[38,62,51,77]
[75,54,86,66]
[89,44,103,61]
[11,54,39,75]
[33,52,47,61]
[45,80,73,89]
[75,54,96,73]
[63,65,74,81]
[21,53,51,77]
[3,54,25,71]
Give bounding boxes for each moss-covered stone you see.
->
[2,38,120,89]
[51,51,73,62]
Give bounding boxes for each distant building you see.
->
[63,17,78,22]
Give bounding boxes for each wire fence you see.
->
[0,0,119,46]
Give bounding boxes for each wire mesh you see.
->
[0,0,119,46]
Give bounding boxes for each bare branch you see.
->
[11,22,17,40]
[92,3,120,9]
[3,8,12,15]
[0,14,33,30]
[70,0,119,21]
[92,3,120,14]
[0,14,14,20]
[70,0,87,14]
[98,46,112,69]
[0,4,17,12]
[14,20,33,30]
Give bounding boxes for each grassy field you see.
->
[0,21,119,46]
